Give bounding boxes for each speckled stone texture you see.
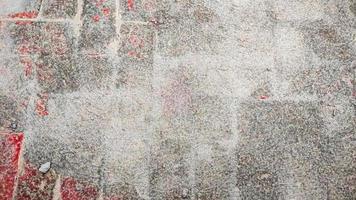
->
[0,0,355,199]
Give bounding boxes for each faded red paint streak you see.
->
[15,21,33,25]
[127,50,142,59]
[128,0,134,10]
[0,133,24,200]
[92,14,100,22]
[7,133,24,165]
[20,59,33,77]
[15,161,57,200]
[36,94,49,116]
[61,177,99,200]
[102,7,111,17]
[8,11,38,19]
[129,34,143,48]
[17,42,41,77]
[260,95,269,100]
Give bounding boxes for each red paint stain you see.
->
[129,34,143,47]
[18,45,30,54]
[8,11,38,19]
[127,50,137,57]
[128,0,134,10]
[7,133,24,165]
[36,94,49,116]
[92,14,100,22]
[127,50,142,59]
[15,161,57,200]
[0,132,24,200]
[17,43,38,77]
[102,8,110,17]
[21,99,29,109]
[260,95,269,100]
[61,177,99,200]
[15,21,33,25]
[20,59,33,77]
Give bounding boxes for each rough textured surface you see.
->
[0,0,355,199]
[0,132,24,200]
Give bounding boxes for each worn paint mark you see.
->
[128,0,134,10]
[15,161,58,200]
[129,34,144,48]
[102,7,110,17]
[7,133,24,164]
[92,14,101,22]
[0,132,24,200]
[260,95,269,100]
[15,21,33,25]
[8,11,38,19]
[60,177,99,200]
[35,94,49,116]
[20,59,33,77]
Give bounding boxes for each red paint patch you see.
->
[18,45,30,54]
[102,8,110,17]
[8,11,38,19]
[15,21,33,25]
[17,42,38,77]
[127,50,137,56]
[35,94,49,116]
[61,177,99,200]
[259,95,269,100]
[92,15,101,22]
[127,50,142,59]
[0,132,24,200]
[20,59,33,77]
[128,0,134,10]
[15,162,57,200]
[129,34,143,47]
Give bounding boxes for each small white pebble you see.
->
[39,162,51,173]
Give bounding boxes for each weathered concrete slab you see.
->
[77,53,114,90]
[42,0,78,19]
[0,0,355,199]
[235,101,326,199]
[79,0,116,52]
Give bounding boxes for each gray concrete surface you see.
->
[0,0,355,199]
